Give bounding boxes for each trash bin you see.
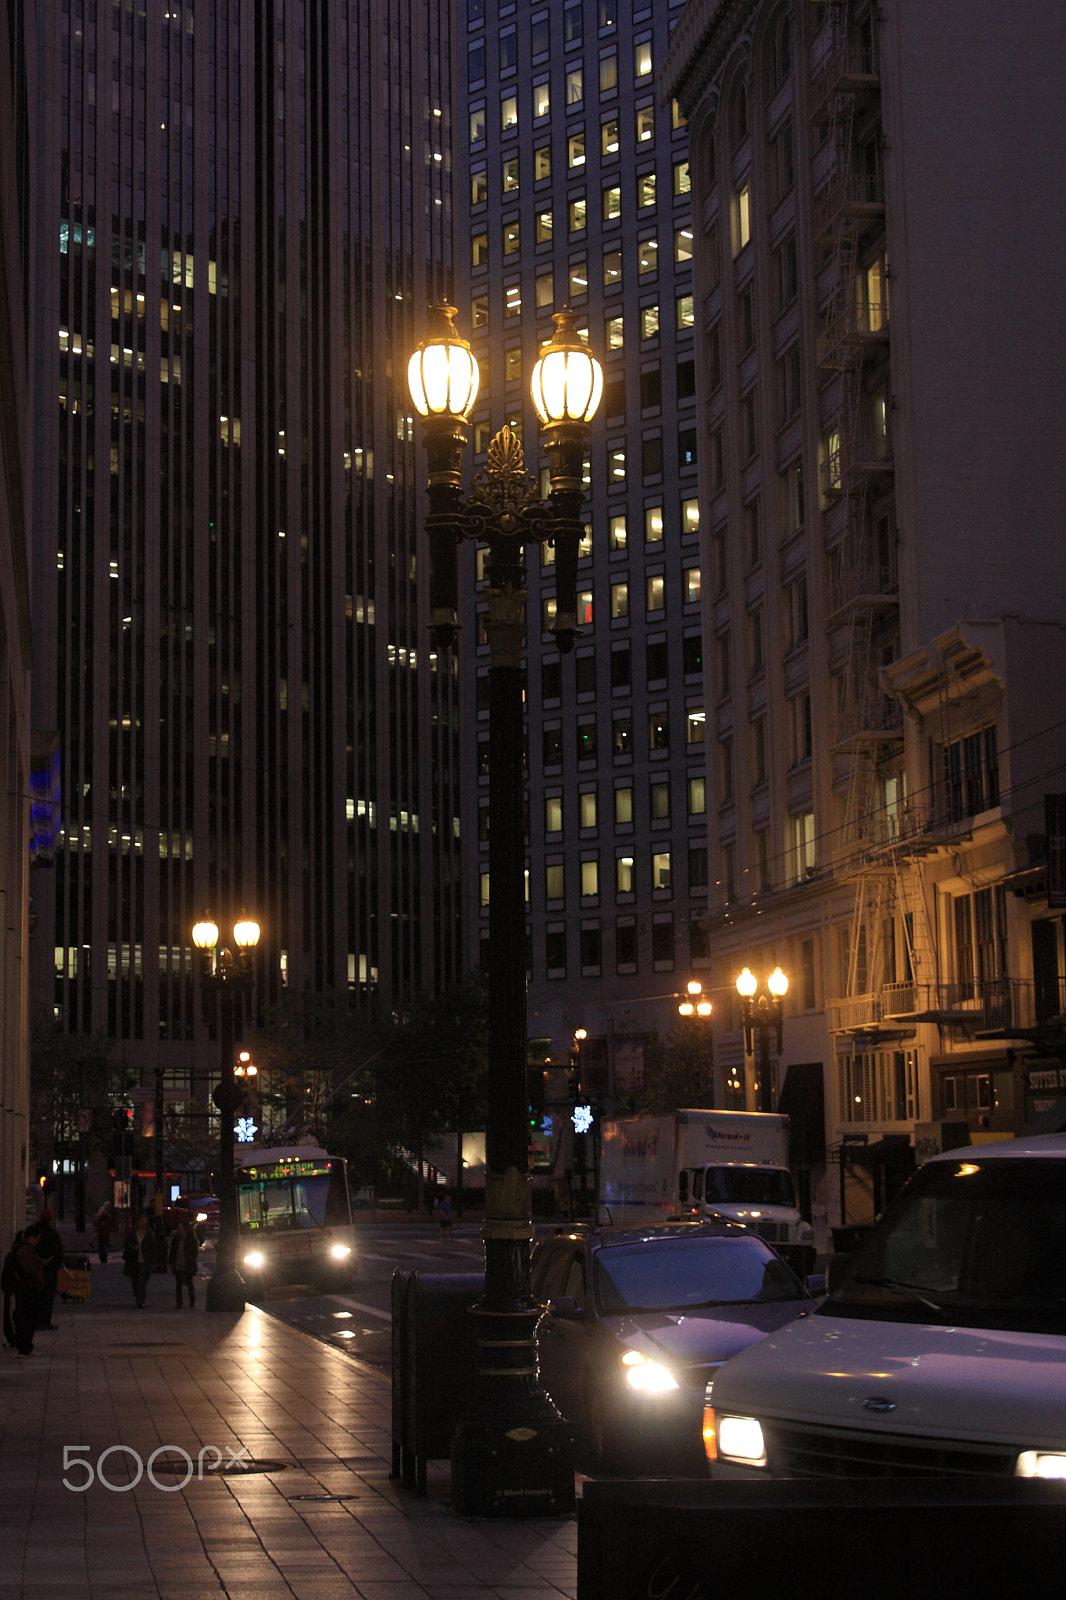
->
[59,1253,91,1303]
[400,1271,483,1496]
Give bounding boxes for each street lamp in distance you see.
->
[192,911,260,1313]
[735,966,788,1114]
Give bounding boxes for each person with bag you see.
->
[92,1203,114,1264]
[168,1217,200,1308]
[122,1213,157,1308]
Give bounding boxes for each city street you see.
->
[255,1217,490,1369]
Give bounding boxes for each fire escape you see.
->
[812,5,914,1033]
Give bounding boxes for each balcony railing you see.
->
[828,979,1066,1035]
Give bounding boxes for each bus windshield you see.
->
[236,1160,350,1234]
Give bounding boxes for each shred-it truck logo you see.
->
[622,1133,659,1161]
[703,1127,752,1145]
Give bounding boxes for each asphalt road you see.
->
[251,1216,491,1368]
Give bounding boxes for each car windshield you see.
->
[825,1157,1066,1334]
[594,1235,805,1314]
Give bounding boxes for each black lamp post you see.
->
[408,303,602,1518]
[192,911,260,1313]
[677,979,714,1105]
[736,966,789,1114]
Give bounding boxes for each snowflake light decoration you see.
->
[572,1104,594,1134]
[235,1116,259,1143]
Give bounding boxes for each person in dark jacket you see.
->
[168,1217,200,1308]
[123,1214,158,1308]
[35,1210,64,1330]
[12,1223,45,1354]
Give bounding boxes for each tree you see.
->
[251,989,387,1149]
[632,1021,715,1114]
[29,1015,132,1208]
[377,972,489,1209]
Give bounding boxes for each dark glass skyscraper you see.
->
[30,1,462,1082]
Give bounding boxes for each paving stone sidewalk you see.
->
[0,1241,577,1600]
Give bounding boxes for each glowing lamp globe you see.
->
[407,304,480,420]
[530,308,603,425]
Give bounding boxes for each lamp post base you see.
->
[205,1267,246,1314]
[451,1310,575,1519]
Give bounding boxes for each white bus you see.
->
[235,1145,356,1298]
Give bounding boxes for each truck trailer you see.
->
[599,1109,815,1273]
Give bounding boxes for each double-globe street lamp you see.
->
[192,912,260,1313]
[408,303,602,1518]
[677,979,714,1105]
[736,965,789,1114]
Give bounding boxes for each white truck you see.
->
[598,1109,815,1273]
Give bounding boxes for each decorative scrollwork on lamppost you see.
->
[735,966,789,1115]
[408,303,602,1519]
[192,911,260,1313]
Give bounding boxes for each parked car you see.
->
[164,1194,220,1234]
[704,1133,1066,1480]
[530,1221,820,1475]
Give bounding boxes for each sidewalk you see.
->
[0,1234,578,1600]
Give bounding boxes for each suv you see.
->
[705,1133,1066,1479]
[531,1221,819,1475]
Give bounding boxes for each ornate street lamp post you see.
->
[736,966,789,1114]
[408,304,602,1518]
[192,911,260,1313]
[677,979,714,1104]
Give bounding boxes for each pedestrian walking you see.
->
[92,1203,114,1264]
[2,1230,24,1348]
[9,1223,45,1354]
[438,1191,453,1239]
[168,1217,200,1308]
[35,1210,64,1330]
[122,1214,158,1308]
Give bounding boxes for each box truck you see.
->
[599,1110,815,1273]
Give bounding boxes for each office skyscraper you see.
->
[456,0,707,1103]
[30,1,463,1088]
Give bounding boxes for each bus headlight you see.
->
[1016,1451,1066,1478]
[330,1244,352,1261]
[242,1251,265,1269]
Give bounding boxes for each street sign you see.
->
[129,1087,153,1102]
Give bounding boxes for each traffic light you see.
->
[112,1107,133,1132]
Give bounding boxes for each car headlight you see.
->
[711,1412,767,1467]
[621,1351,679,1394]
[195,1212,208,1223]
[242,1251,264,1269]
[1016,1451,1066,1479]
[330,1244,352,1260]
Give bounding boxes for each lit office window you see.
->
[535,144,551,180]
[600,52,617,92]
[502,155,519,192]
[471,231,489,267]
[546,863,565,900]
[471,168,487,205]
[616,856,635,894]
[673,158,691,195]
[601,117,619,156]
[644,505,663,542]
[684,567,701,604]
[637,172,656,208]
[634,38,652,76]
[581,859,599,897]
[580,791,597,827]
[640,304,659,340]
[615,786,633,824]
[566,66,583,104]
[675,226,693,263]
[635,102,654,142]
[501,94,518,132]
[470,104,486,144]
[652,851,672,890]
[608,446,626,484]
[603,249,622,287]
[646,575,665,612]
[605,313,624,350]
[534,81,550,117]
[603,184,621,221]
[568,129,586,167]
[569,195,588,232]
[535,208,553,243]
[637,238,658,275]
[545,795,563,833]
[609,514,627,550]
[504,283,521,320]
[610,581,629,618]
[472,294,489,330]
[568,258,589,299]
[535,269,554,308]
[688,776,706,815]
[676,293,694,329]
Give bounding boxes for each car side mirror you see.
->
[826,1253,853,1294]
[546,1295,582,1318]
[805,1273,827,1298]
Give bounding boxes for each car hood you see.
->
[709,1314,1066,1446]
[604,1301,812,1379]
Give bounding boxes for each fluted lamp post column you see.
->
[192,912,260,1313]
[408,304,602,1518]
[736,966,788,1115]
